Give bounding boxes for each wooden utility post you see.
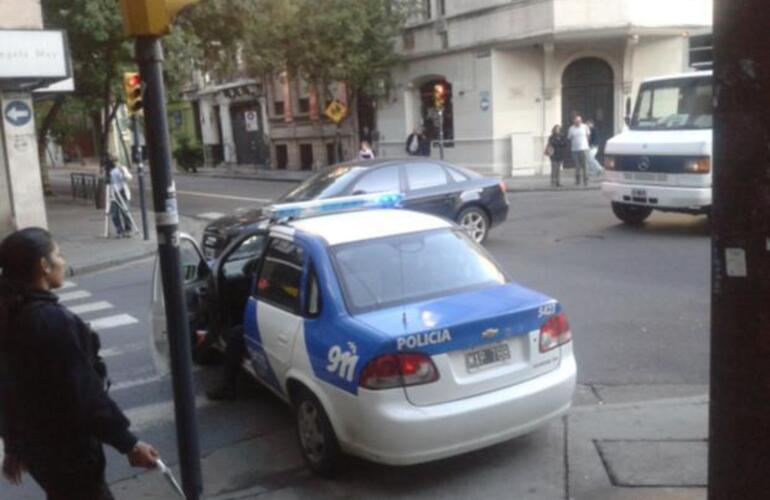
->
[708,1,770,499]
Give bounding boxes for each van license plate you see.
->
[632,188,647,199]
[465,344,511,372]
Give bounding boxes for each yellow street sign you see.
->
[324,99,348,124]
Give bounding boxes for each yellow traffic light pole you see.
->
[119,2,201,498]
[123,72,150,240]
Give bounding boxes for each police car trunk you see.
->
[329,224,572,406]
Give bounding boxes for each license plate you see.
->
[465,343,511,372]
[631,188,647,198]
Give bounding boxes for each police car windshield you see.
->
[280,166,365,202]
[332,228,507,314]
[630,76,712,131]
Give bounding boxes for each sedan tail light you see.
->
[359,353,439,390]
[539,313,572,352]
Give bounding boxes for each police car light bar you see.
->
[265,191,403,220]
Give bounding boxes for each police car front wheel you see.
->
[294,389,341,476]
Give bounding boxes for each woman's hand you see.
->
[2,454,25,485]
[127,441,160,469]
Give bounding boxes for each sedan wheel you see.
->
[294,389,340,476]
[458,207,490,243]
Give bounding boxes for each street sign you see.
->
[244,110,259,131]
[324,99,348,124]
[4,100,32,127]
[0,30,70,80]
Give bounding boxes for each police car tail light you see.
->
[539,313,572,353]
[265,191,403,220]
[359,353,439,390]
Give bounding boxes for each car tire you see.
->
[457,206,490,243]
[294,388,341,477]
[611,202,653,225]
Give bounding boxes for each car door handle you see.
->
[278,334,290,344]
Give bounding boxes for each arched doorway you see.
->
[561,57,614,157]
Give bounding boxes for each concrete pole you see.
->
[708,1,770,498]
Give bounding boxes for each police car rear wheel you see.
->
[458,206,489,243]
[294,389,340,476]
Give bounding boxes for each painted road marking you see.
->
[100,341,146,359]
[89,313,139,331]
[57,290,92,302]
[60,281,77,289]
[69,300,114,315]
[176,190,271,203]
[197,212,227,221]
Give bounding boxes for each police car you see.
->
[151,194,576,475]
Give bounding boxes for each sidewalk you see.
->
[110,385,708,500]
[175,163,603,193]
[46,190,205,276]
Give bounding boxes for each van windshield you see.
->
[631,77,712,131]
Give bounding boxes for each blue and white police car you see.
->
[151,194,577,475]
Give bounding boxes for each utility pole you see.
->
[119,2,202,498]
[708,1,770,499]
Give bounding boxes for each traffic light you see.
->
[119,0,199,36]
[123,72,143,115]
[434,82,447,110]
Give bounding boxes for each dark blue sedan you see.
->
[202,158,509,257]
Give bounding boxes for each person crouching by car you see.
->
[0,227,159,499]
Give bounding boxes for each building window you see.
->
[326,143,337,165]
[275,144,288,170]
[403,31,415,51]
[440,31,448,50]
[423,0,432,20]
[273,101,285,116]
[272,74,286,118]
[296,79,311,115]
[300,143,314,170]
[419,79,454,146]
[689,34,713,70]
[438,0,446,16]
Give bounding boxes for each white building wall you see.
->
[553,0,711,31]
[632,37,688,94]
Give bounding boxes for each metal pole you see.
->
[135,36,202,500]
[132,115,150,240]
[438,108,445,160]
[708,1,770,499]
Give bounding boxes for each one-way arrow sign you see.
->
[4,101,32,127]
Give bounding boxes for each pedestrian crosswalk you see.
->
[56,282,139,333]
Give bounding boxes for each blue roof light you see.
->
[266,191,403,221]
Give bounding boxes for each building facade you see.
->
[376,0,713,176]
[189,73,357,171]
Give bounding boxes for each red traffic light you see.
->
[128,74,141,87]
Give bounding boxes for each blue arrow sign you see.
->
[4,101,32,127]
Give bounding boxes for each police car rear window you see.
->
[331,228,507,313]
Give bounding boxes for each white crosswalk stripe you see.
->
[100,341,146,359]
[60,281,77,289]
[57,290,92,302]
[68,300,114,315]
[197,212,227,221]
[88,313,139,330]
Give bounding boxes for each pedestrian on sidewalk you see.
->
[106,157,134,238]
[0,228,159,499]
[405,127,430,157]
[358,140,375,160]
[544,124,567,187]
[567,115,591,186]
[585,119,604,178]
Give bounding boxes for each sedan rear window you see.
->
[332,229,507,313]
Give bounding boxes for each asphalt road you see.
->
[6,174,710,498]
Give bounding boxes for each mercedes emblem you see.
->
[637,156,651,171]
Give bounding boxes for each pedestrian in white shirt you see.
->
[106,157,134,238]
[567,115,591,186]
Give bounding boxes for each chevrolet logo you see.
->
[482,328,499,339]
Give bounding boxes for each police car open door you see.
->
[150,233,209,375]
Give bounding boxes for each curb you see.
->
[69,249,158,277]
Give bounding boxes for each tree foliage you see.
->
[179,0,415,96]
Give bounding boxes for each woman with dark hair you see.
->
[544,124,567,187]
[0,227,158,499]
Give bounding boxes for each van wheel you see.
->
[294,388,341,477]
[457,206,490,243]
[612,202,652,225]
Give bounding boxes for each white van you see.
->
[601,71,712,224]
